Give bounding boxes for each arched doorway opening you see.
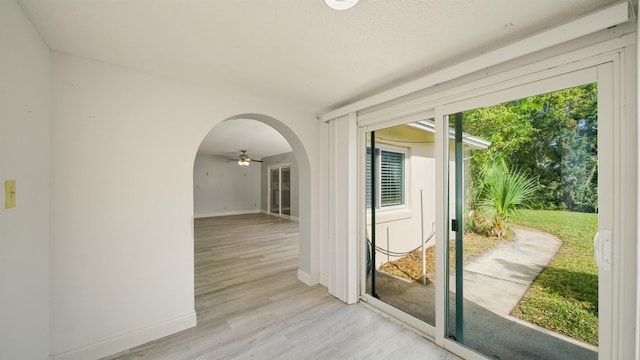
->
[192,113,313,289]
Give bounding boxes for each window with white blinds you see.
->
[366,146,406,209]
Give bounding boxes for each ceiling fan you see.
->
[227,150,262,166]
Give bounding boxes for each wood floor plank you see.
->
[102,214,457,360]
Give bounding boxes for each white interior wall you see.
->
[49,52,323,360]
[0,2,51,359]
[193,154,261,217]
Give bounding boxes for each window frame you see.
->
[366,143,408,212]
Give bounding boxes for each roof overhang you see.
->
[408,120,491,150]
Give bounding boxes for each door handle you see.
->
[594,229,612,271]
[593,232,601,267]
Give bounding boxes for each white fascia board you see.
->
[408,120,491,150]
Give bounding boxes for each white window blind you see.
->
[366,147,405,208]
[380,150,404,206]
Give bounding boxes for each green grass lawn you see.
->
[512,209,598,345]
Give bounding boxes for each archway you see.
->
[193,113,313,284]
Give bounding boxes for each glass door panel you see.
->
[269,166,291,216]
[270,168,280,214]
[281,168,291,216]
[365,121,437,326]
[446,84,599,359]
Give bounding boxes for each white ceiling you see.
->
[17,0,619,156]
[198,119,291,159]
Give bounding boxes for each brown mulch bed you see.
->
[379,231,512,282]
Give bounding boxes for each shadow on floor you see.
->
[372,271,597,360]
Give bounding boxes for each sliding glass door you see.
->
[446,82,602,359]
[365,121,437,327]
[362,63,615,360]
[269,165,291,217]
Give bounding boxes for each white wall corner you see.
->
[317,116,331,293]
[320,272,329,287]
[49,312,196,360]
[297,269,320,286]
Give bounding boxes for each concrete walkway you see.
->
[373,225,597,360]
[459,224,562,315]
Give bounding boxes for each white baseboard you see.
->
[50,311,196,360]
[297,269,321,286]
[263,211,300,222]
[194,209,261,218]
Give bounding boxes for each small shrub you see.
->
[476,156,538,237]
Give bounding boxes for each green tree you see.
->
[463,83,598,212]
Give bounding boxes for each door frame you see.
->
[436,63,613,359]
[358,43,635,360]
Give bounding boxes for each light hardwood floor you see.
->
[103,214,457,360]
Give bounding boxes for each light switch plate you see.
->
[5,180,16,209]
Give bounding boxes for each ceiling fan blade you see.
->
[249,159,263,163]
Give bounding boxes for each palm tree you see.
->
[476,156,538,237]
